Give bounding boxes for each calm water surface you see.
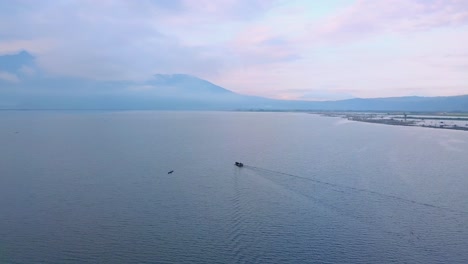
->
[1,111,467,263]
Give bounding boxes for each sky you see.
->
[1,0,468,100]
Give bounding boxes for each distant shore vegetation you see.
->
[318,112,468,131]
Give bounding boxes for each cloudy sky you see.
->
[1,0,468,100]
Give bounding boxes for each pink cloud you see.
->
[160,0,278,26]
[227,24,301,67]
[314,0,468,42]
[182,0,276,18]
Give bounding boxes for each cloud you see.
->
[313,0,468,42]
[0,71,19,83]
[18,65,37,77]
[180,0,278,21]
[229,25,301,66]
[0,0,467,100]
[0,0,278,81]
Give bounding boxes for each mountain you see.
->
[148,74,233,95]
[0,50,35,73]
[295,95,468,112]
[1,51,467,111]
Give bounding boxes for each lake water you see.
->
[1,111,467,263]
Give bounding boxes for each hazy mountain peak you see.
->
[148,73,234,95]
[0,50,35,73]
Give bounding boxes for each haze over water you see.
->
[1,111,468,263]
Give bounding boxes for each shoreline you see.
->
[319,112,468,131]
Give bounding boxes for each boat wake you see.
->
[244,165,468,216]
[240,164,468,262]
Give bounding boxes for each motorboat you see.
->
[234,162,244,167]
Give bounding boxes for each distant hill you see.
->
[300,95,468,112]
[1,51,467,111]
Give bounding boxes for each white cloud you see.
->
[0,71,19,83]
[18,65,37,76]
